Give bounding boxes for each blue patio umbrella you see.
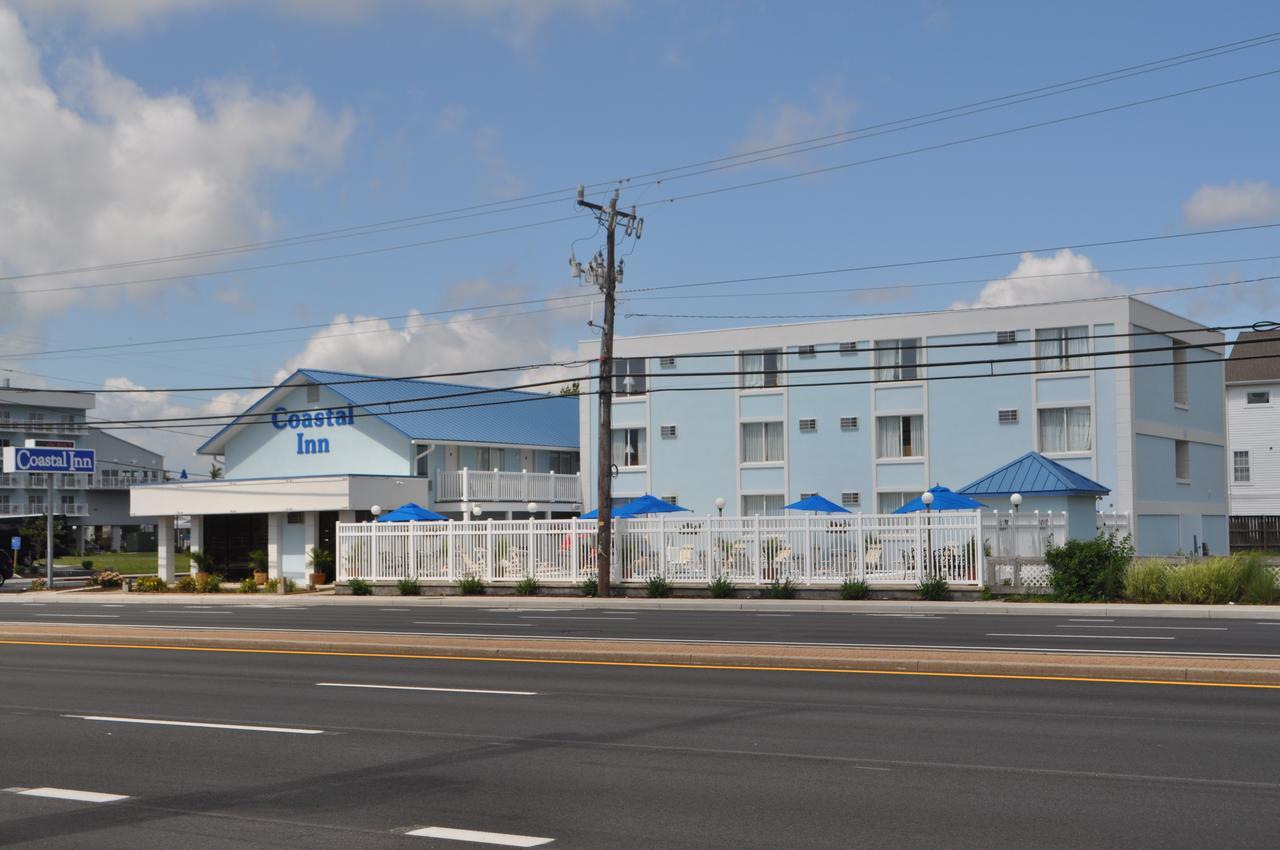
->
[784,494,851,514]
[581,494,692,519]
[893,486,986,514]
[376,502,448,522]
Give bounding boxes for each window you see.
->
[1175,440,1191,483]
[1247,391,1271,405]
[61,415,79,434]
[740,349,782,388]
[1234,450,1251,483]
[1038,406,1091,453]
[741,421,785,463]
[874,338,921,381]
[0,410,9,428]
[1172,342,1188,407]
[307,384,320,403]
[877,491,914,514]
[659,356,677,368]
[797,344,817,358]
[611,428,647,468]
[996,330,1017,345]
[875,415,924,459]
[660,424,678,439]
[476,447,506,470]
[841,492,861,508]
[29,412,45,432]
[798,418,817,433]
[0,495,8,513]
[741,494,785,516]
[998,409,1019,424]
[839,341,858,354]
[548,451,579,475]
[1035,326,1088,371]
[614,358,647,397]
[840,416,859,431]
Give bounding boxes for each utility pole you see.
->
[573,186,642,597]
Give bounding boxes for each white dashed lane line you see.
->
[1056,624,1226,631]
[986,633,1175,640]
[33,613,119,618]
[64,715,325,735]
[405,826,554,846]
[6,787,129,804]
[316,682,537,696]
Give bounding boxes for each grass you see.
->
[58,552,163,575]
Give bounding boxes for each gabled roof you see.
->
[198,369,578,455]
[958,451,1109,497]
[1226,329,1280,384]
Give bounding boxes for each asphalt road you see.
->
[3,601,1280,657]
[1,643,1279,848]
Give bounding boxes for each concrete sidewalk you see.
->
[2,589,1279,619]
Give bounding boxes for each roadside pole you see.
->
[46,474,54,588]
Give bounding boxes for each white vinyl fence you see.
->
[337,512,985,588]
[982,511,1132,558]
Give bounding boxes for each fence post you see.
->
[527,515,535,579]
[753,516,762,584]
[706,515,714,581]
[461,467,469,503]
[409,522,417,580]
[913,513,923,583]
[486,518,494,581]
[804,514,813,584]
[658,514,667,579]
[446,521,455,581]
[856,513,865,582]
[371,521,381,582]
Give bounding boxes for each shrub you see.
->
[238,577,259,594]
[1046,534,1134,602]
[134,575,166,593]
[579,575,599,597]
[28,578,47,591]
[174,574,198,593]
[396,578,422,596]
[839,579,871,600]
[645,576,673,598]
[764,578,797,599]
[917,576,949,601]
[457,574,487,595]
[263,577,298,594]
[1124,560,1171,603]
[189,550,218,573]
[514,577,540,596]
[347,578,373,596]
[194,572,223,593]
[92,570,123,589]
[81,559,94,569]
[1240,554,1278,605]
[247,549,268,573]
[707,574,736,598]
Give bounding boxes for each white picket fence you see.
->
[336,512,986,587]
[982,511,1132,558]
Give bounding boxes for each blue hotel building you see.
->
[579,297,1228,555]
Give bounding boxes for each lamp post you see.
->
[921,490,934,579]
[1010,493,1023,589]
[714,497,726,518]
[471,503,483,518]
[370,505,381,520]
[527,501,538,519]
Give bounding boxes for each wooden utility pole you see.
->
[574,187,642,597]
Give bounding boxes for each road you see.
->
[3,601,1280,657]
[1,642,1278,848]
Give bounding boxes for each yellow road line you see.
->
[1,638,1278,690]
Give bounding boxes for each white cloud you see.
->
[1182,180,1280,228]
[735,82,856,166]
[951,249,1124,309]
[0,6,353,322]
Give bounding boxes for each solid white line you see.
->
[173,610,234,614]
[1068,618,1114,622]
[987,633,1175,640]
[1057,624,1226,631]
[405,826,553,846]
[1259,622,1280,626]
[414,621,533,627]
[33,613,119,618]
[864,614,941,618]
[10,787,129,804]
[316,682,536,696]
[64,715,324,734]
[519,616,635,621]
[757,614,792,617]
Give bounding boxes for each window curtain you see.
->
[1067,407,1091,451]
[741,352,764,388]
[876,416,900,458]
[611,430,626,466]
[874,341,898,381]
[899,339,920,380]
[764,421,784,461]
[903,415,923,457]
[1039,408,1066,453]
[1035,330,1060,372]
[741,422,764,462]
[1065,327,1089,370]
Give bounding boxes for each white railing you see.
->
[1097,511,1131,539]
[337,512,985,587]
[982,511,1066,558]
[435,469,582,505]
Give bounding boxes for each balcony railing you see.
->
[435,469,582,505]
[0,502,88,517]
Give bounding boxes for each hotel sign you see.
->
[272,404,356,456]
[3,446,95,473]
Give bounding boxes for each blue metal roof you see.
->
[957,452,1110,497]
[198,368,578,454]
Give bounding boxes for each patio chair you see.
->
[862,544,882,577]
[767,546,796,581]
[668,544,700,581]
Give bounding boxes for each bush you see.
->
[396,578,422,596]
[194,572,223,593]
[347,578,373,596]
[81,559,94,569]
[28,578,47,591]
[1124,560,1171,603]
[1046,534,1133,602]
[645,576,673,598]
[238,577,259,594]
[134,575,166,593]
[264,577,298,594]
[514,577,540,596]
[174,574,198,593]
[707,574,736,598]
[839,579,871,600]
[1240,554,1278,605]
[764,578,797,599]
[457,574,487,595]
[578,575,598,597]
[92,570,123,589]
[917,576,949,601]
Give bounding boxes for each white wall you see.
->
[1227,382,1280,515]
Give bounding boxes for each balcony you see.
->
[435,469,582,506]
[0,503,87,517]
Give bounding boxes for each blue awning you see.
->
[958,452,1110,497]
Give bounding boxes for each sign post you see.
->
[3,445,94,587]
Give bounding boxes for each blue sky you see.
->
[1,0,1278,468]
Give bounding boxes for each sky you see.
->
[1,0,1278,472]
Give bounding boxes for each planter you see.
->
[308,571,326,587]
[253,570,268,586]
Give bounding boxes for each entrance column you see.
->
[157,516,176,582]
[303,512,319,581]
[189,515,203,557]
[110,526,123,552]
[267,512,284,581]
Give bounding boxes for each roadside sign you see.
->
[9,537,18,551]
[1,446,95,474]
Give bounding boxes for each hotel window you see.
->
[1038,406,1091,453]
[877,491,915,514]
[614,358,647,397]
[841,492,861,508]
[874,338,921,381]
[307,384,320,403]
[1175,440,1191,483]
[29,412,45,433]
[797,344,817,358]
[741,421,785,463]
[611,428,647,468]
[1035,326,1088,372]
[740,349,782,388]
[476,447,506,470]
[0,410,9,429]
[1234,450,1251,483]
[741,494,785,516]
[548,451,579,475]
[0,495,8,513]
[1172,342,1188,407]
[30,494,45,512]
[1247,391,1271,405]
[875,415,923,459]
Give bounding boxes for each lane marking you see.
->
[380,608,417,612]
[316,682,536,696]
[405,826,553,846]
[8,639,1280,689]
[8,787,129,804]
[864,614,941,619]
[64,714,324,734]
[757,614,792,617]
[987,633,1174,640]
[519,616,635,621]
[414,622,533,628]
[172,610,233,615]
[1057,625,1227,631]
[33,613,119,619]
[1068,618,1114,622]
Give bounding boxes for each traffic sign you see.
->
[10,537,19,551]
[1,447,95,473]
